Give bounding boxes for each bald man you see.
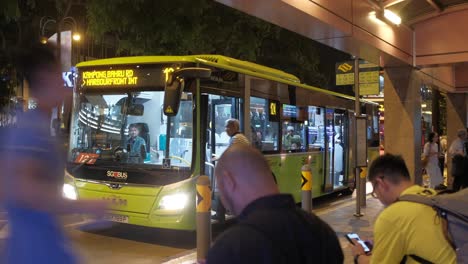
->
[206,145,343,264]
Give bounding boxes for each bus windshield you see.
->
[68,91,193,168]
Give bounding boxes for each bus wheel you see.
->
[342,187,354,196]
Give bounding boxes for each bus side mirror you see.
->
[163,78,184,116]
[163,68,211,116]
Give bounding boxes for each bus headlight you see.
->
[158,193,188,210]
[63,183,77,200]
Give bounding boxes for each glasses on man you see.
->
[370,175,384,198]
[370,182,378,198]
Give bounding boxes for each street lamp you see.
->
[39,16,82,70]
[62,16,81,43]
[39,16,81,44]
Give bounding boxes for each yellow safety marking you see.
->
[360,167,367,179]
[301,170,312,191]
[196,184,211,212]
[165,105,173,114]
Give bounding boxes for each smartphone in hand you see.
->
[345,233,371,253]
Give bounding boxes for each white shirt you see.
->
[449,138,466,157]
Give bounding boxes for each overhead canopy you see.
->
[216,0,468,93]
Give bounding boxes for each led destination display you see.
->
[82,69,139,86]
[79,65,179,90]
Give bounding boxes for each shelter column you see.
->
[446,93,467,185]
[383,66,423,184]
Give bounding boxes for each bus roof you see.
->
[76,55,378,105]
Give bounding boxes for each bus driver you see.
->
[127,124,146,162]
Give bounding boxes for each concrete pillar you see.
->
[384,67,423,184]
[446,93,467,186]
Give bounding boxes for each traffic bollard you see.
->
[196,175,212,262]
[301,164,312,212]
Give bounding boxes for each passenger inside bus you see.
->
[126,123,147,163]
[283,126,301,151]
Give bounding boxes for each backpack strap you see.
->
[398,193,436,207]
[400,254,434,264]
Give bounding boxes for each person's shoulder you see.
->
[232,133,250,144]
[207,224,269,262]
[217,223,269,242]
[380,186,436,219]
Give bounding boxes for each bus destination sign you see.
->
[82,69,139,87]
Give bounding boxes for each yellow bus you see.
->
[64,55,380,230]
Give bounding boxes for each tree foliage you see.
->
[0,0,76,111]
[86,0,330,87]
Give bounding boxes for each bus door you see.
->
[324,108,348,191]
[203,95,242,219]
[203,96,242,183]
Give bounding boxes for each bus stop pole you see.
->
[354,58,364,217]
[301,164,312,212]
[196,175,212,262]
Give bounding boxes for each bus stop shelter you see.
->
[216,0,468,183]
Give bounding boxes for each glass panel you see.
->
[282,122,305,152]
[206,96,239,160]
[167,97,193,167]
[68,91,193,168]
[324,108,334,190]
[333,110,346,188]
[307,106,325,151]
[250,97,279,152]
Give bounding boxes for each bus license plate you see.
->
[104,214,129,223]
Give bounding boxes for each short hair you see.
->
[368,153,410,184]
[225,118,240,130]
[428,132,437,143]
[129,124,140,131]
[457,129,467,138]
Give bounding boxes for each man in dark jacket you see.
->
[206,144,343,264]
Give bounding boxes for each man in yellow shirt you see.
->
[351,153,457,264]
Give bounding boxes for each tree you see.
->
[86,0,330,87]
[0,0,77,111]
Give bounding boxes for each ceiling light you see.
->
[384,9,401,25]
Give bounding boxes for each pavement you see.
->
[0,183,383,264]
[163,182,384,264]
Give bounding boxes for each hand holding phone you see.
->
[345,233,371,253]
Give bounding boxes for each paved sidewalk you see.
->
[163,193,384,264]
[0,186,383,264]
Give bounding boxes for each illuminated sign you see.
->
[270,102,277,116]
[268,100,279,122]
[74,153,99,164]
[336,61,355,86]
[163,67,175,82]
[335,61,380,95]
[82,69,138,87]
[337,62,353,73]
